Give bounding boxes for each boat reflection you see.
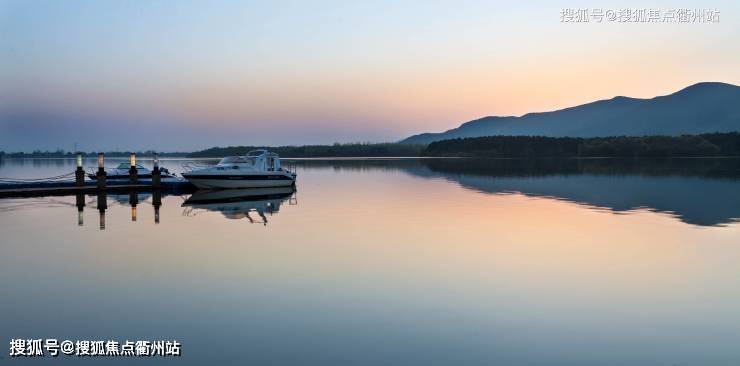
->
[182,187,296,225]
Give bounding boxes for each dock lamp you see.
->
[74,152,85,187]
[129,153,138,184]
[96,153,107,190]
[152,152,161,188]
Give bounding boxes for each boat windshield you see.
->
[247,150,265,157]
[116,163,145,169]
[218,156,255,165]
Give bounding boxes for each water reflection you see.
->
[279,158,740,226]
[27,187,299,229]
[2,158,739,227]
[182,187,296,225]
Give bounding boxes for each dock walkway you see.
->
[0,180,196,198]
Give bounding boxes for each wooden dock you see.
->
[0,153,196,198]
[0,180,196,198]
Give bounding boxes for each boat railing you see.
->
[282,160,297,175]
[181,161,215,172]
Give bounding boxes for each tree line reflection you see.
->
[289,158,740,227]
[409,158,740,227]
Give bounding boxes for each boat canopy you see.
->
[218,156,255,165]
[216,150,282,171]
[247,150,267,157]
[115,163,146,169]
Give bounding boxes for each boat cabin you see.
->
[114,163,148,171]
[217,150,282,171]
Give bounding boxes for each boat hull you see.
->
[182,173,296,189]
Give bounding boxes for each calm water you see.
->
[1,158,740,365]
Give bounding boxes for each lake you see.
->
[1,157,740,365]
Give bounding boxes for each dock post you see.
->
[129,153,138,184]
[97,191,107,230]
[96,153,107,190]
[152,152,161,188]
[75,193,85,226]
[75,152,85,187]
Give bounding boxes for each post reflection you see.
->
[153,190,161,224]
[129,192,138,222]
[96,191,107,230]
[75,193,85,226]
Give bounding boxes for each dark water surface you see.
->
[1,158,740,365]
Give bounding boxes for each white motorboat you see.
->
[87,163,177,180]
[182,150,296,189]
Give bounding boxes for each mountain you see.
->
[401,82,740,144]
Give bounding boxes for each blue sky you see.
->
[1,0,739,151]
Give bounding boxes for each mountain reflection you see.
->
[406,158,740,227]
[182,187,296,225]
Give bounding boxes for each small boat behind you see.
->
[87,162,177,180]
[182,150,296,189]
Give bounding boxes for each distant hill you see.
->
[401,82,740,144]
[188,143,424,158]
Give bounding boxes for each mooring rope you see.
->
[0,172,76,183]
[181,161,212,172]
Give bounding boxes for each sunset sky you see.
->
[2,0,739,151]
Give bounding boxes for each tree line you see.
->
[422,133,740,158]
[4,133,739,159]
[188,143,425,158]
[0,150,189,158]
